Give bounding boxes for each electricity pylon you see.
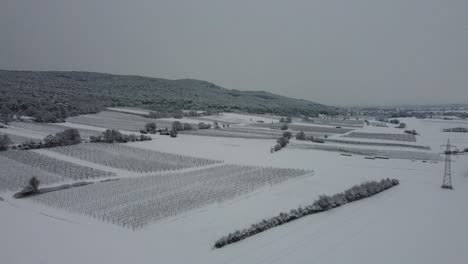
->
[441,139,458,190]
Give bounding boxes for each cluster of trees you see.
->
[169,129,177,138]
[140,122,158,134]
[280,124,288,130]
[140,121,196,138]
[272,132,292,152]
[296,131,325,143]
[198,122,211,129]
[43,128,82,148]
[273,131,327,152]
[0,109,13,125]
[295,131,306,140]
[172,121,194,131]
[279,117,292,123]
[90,129,151,143]
[147,109,204,119]
[6,129,82,150]
[294,131,324,143]
[0,134,12,151]
[388,119,408,129]
[214,178,399,248]
[1,70,338,123]
[164,121,196,138]
[13,140,43,150]
[14,177,41,198]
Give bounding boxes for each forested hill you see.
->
[0,70,337,122]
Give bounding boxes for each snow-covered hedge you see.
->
[214,178,399,249]
[90,129,151,143]
[442,127,468,133]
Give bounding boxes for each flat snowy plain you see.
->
[1,114,467,264]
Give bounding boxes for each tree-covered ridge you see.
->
[0,70,337,122]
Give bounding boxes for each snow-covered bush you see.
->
[295,131,306,140]
[214,178,399,248]
[43,128,81,148]
[273,143,282,152]
[309,136,324,143]
[198,122,211,129]
[103,129,125,143]
[0,134,12,151]
[183,123,193,130]
[15,140,45,150]
[172,121,183,131]
[139,134,152,141]
[170,129,178,138]
[13,177,41,198]
[90,129,151,143]
[442,127,468,133]
[145,122,157,134]
[277,137,289,148]
[282,131,292,139]
[404,129,418,135]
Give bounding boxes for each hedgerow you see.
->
[214,178,399,249]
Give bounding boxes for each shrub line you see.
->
[214,178,399,249]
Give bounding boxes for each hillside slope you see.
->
[0,70,336,122]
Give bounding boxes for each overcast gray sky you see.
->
[1,0,467,105]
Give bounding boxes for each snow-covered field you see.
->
[32,165,310,229]
[1,114,468,264]
[66,110,174,132]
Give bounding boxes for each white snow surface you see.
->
[202,113,279,124]
[107,107,151,116]
[1,117,468,264]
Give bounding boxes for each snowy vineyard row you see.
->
[214,178,399,248]
[8,122,102,139]
[67,111,173,132]
[289,143,440,161]
[0,156,62,192]
[252,122,353,134]
[48,143,221,172]
[343,132,416,142]
[33,165,311,229]
[0,150,116,181]
[181,129,278,140]
[323,138,430,150]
